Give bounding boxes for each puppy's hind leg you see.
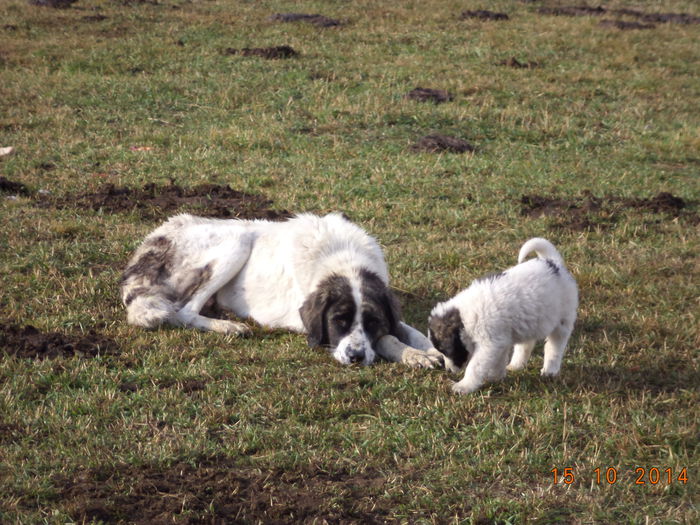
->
[541,324,573,377]
[174,235,253,335]
[507,340,536,372]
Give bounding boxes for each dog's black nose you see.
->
[347,348,365,364]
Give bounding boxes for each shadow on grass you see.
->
[563,359,699,395]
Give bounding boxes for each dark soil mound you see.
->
[0,176,31,195]
[538,6,606,17]
[41,183,291,221]
[538,5,700,24]
[224,45,298,59]
[520,192,695,231]
[28,0,78,8]
[405,87,453,104]
[498,57,539,68]
[599,20,655,30]
[58,458,390,524]
[269,13,343,27]
[411,134,475,153]
[0,323,119,359]
[461,10,509,21]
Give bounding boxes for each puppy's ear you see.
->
[299,288,330,348]
[429,307,470,367]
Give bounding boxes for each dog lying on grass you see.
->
[428,238,578,394]
[121,212,442,368]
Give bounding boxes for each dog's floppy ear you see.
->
[429,307,470,368]
[358,269,405,340]
[299,287,330,348]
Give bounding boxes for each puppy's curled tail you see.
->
[124,293,176,329]
[518,238,565,266]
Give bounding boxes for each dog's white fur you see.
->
[429,238,578,394]
[121,212,439,367]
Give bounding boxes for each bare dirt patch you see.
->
[269,13,343,27]
[0,323,119,359]
[57,458,392,524]
[224,45,298,59]
[538,5,700,24]
[520,191,696,231]
[599,19,655,30]
[405,87,453,104]
[40,182,291,221]
[0,176,31,196]
[460,10,510,21]
[411,134,475,153]
[28,0,77,7]
[498,57,539,68]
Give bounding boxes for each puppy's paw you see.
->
[451,380,479,395]
[402,347,443,369]
[506,362,525,372]
[540,367,560,378]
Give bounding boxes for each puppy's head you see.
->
[428,306,472,373]
[299,270,400,366]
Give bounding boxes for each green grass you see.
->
[1,0,698,523]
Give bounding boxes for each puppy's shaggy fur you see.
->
[428,238,578,394]
[121,212,439,367]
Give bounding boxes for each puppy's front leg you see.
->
[451,346,505,394]
[375,335,442,369]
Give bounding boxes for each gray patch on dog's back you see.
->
[121,235,174,285]
[178,263,213,306]
[545,258,560,275]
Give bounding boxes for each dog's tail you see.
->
[123,290,176,329]
[518,238,565,266]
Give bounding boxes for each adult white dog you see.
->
[428,238,578,394]
[121,212,441,368]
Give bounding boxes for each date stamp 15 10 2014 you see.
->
[551,467,689,486]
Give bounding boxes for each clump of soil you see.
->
[520,191,695,231]
[538,5,700,24]
[82,14,108,23]
[411,134,475,153]
[28,0,78,7]
[498,57,539,68]
[41,182,291,221]
[599,19,655,30]
[224,45,298,59]
[0,176,31,196]
[57,458,390,524]
[538,5,606,17]
[461,10,510,21]
[269,13,343,27]
[0,323,119,359]
[405,87,453,104]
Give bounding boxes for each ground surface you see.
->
[1,0,698,523]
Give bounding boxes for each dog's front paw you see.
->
[214,320,251,336]
[402,347,443,369]
[451,380,480,395]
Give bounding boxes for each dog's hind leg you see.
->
[507,340,536,371]
[541,324,572,377]
[174,235,254,335]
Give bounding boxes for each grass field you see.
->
[1,0,698,523]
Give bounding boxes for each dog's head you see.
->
[299,269,400,365]
[428,306,472,373]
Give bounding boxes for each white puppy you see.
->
[428,238,578,394]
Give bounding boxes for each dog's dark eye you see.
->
[332,313,353,330]
[363,315,380,331]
